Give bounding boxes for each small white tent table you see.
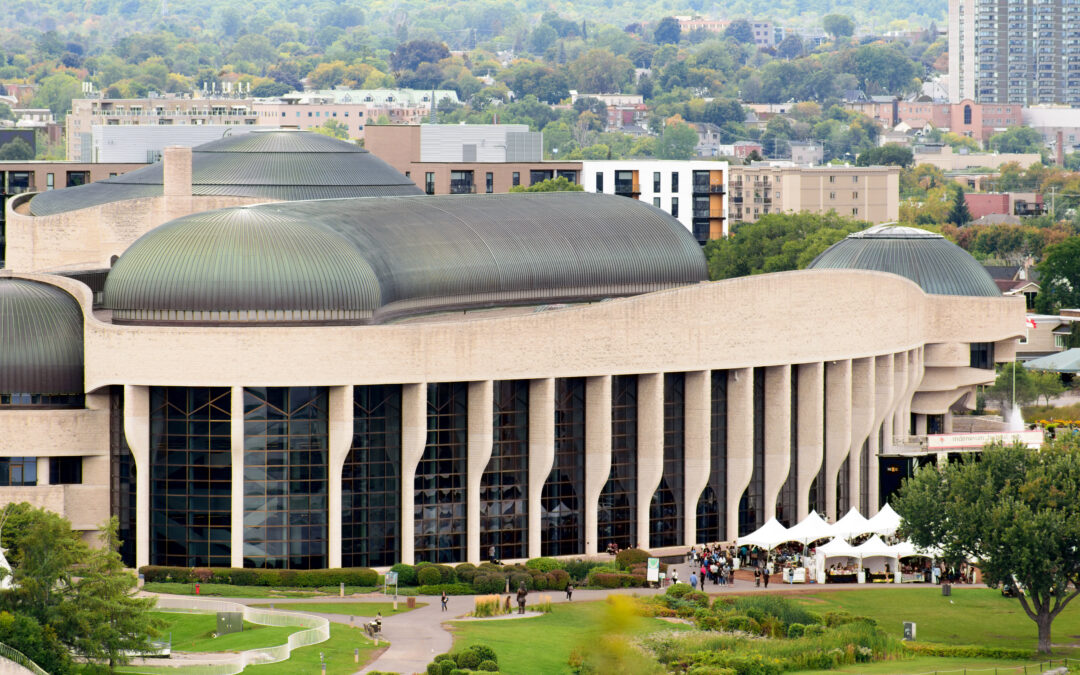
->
[815,537,862,584]
[865,503,902,537]
[854,535,899,582]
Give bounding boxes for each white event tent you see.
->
[829,507,873,540]
[853,534,898,574]
[784,510,834,545]
[865,503,902,537]
[735,517,791,550]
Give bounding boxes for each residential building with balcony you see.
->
[728,164,900,224]
[581,160,729,242]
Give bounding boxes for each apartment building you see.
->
[728,164,900,224]
[581,160,728,242]
[365,124,579,195]
[949,0,1080,105]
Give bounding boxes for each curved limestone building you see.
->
[0,141,1024,569]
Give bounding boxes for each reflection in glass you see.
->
[650,373,685,547]
[480,380,529,561]
[415,382,468,564]
[542,378,585,556]
[599,375,636,551]
[697,371,727,543]
[343,385,401,567]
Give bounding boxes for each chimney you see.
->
[1057,130,1065,167]
[162,146,192,197]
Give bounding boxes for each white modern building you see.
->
[90,125,267,163]
[580,160,729,242]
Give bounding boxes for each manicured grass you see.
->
[449,600,686,675]
[142,582,395,598]
[792,587,1080,656]
[150,611,302,653]
[799,656,1043,674]
[241,623,381,675]
[249,601,425,616]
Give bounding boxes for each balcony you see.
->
[692,209,725,218]
[692,183,725,194]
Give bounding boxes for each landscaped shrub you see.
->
[472,573,506,594]
[686,666,736,675]
[545,569,570,590]
[454,563,477,583]
[417,566,443,587]
[683,590,710,607]
[734,596,819,627]
[525,556,563,572]
[477,659,498,671]
[720,615,762,635]
[587,571,643,588]
[563,558,611,582]
[786,623,805,638]
[803,624,826,636]
[418,583,474,596]
[666,583,692,599]
[696,615,721,631]
[391,563,417,586]
[433,564,456,584]
[824,610,854,627]
[454,649,481,670]
[139,566,379,588]
[437,663,455,675]
[615,547,651,571]
[903,642,1032,659]
[508,572,532,590]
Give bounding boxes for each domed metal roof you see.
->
[28,130,422,216]
[807,224,1001,297]
[0,278,84,394]
[102,192,708,324]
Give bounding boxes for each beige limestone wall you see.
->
[0,408,108,455]
[795,362,824,520]
[636,374,663,549]
[327,385,353,569]
[824,360,852,521]
[683,371,710,544]
[527,379,555,559]
[762,365,791,522]
[726,368,753,538]
[399,384,426,565]
[466,381,494,563]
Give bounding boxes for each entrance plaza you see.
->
[0,130,1025,572]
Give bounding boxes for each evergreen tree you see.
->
[947,186,972,225]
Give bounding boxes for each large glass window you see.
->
[970,342,995,369]
[110,386,137,567]
[542,378,586,556]
[0,457,36,486]
[150,387,232,567]
[859,436,870,515]
[697,371,727,544]
[809,367,827,515]
[425,172,435,195]
[243,387,328,569]
[481,380,529,561]
[343,385,401,568]
[650,373,685,547]
[416,382,468,564]
[0,393,83,407]
[599,375,636,551]
[49,457,82,485]
[836,455,851,516]
[776,368,798,527]
[739,368,765,536]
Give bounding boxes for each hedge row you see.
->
[139,566,379,587]
[903,642,1033,659]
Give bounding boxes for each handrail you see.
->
[0,640,50,675]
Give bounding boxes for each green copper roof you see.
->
[0,279,84,394]
[807,224,1001,297]
[28,130,421,216]
[102,192,708,324]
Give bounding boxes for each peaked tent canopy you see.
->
[816,536,860,559]
[830,508,873,541]
[736,517,791,550]
[891,541,938,559]
[784,510,834,545]
[865,503,902,537]
[853,535,897,559]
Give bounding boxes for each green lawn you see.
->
[151,611,302,653]
[241,624,382,675]
[142,582,398,598]
[449,600,686,675]
[792,587,1080,656]
[798,656,1041,674]
[249,601,425,616]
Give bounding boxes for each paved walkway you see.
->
[149,578,965,675]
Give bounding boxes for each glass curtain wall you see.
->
[696,370,727,544]
[415,382,468,563]
[738,368,766,536]
[110,386,137,567]
[542,378,586,556]
[650,373,685,547]
[243,387,329,569]
[480,380,529,561]
[809,367,828,515]
[836,456,851,516]
[150,387,232,567]
[342,385,401,568]
[776,368,798,527]
[860,435,871,515]
[599,375,636,551]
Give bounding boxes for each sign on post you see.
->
[646,558,660,582]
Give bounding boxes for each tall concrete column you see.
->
[726,368,753,539]
[230,386,245,568]
[796,363,824,520]
[327,385,353,569]
[400,383,427,565]
[636,373,663,550]
[466,380,494,564]
[36,457,49,486]
[869,355,896,514]
[849,358,875,514]
[683,371,710,545]
[527,379,555,558]
[584,376,612,556]
[124,385,151,569]
[892,350,910,440]
[763,365,791,522]
[824,360,852,521]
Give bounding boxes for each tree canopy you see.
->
[895,438,1080,655]
[1035,237,1080,313]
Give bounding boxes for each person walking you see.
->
[516,582,528,615]
[441,590,448,612]
[566,582,574,601]
[754,565,761,587]
[763,566,771,589]
[689,572,698,590]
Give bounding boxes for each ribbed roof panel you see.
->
[0,279,84,394]
[102,192,709,323]
[808,225,1001,297]
[27,130,420,216]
